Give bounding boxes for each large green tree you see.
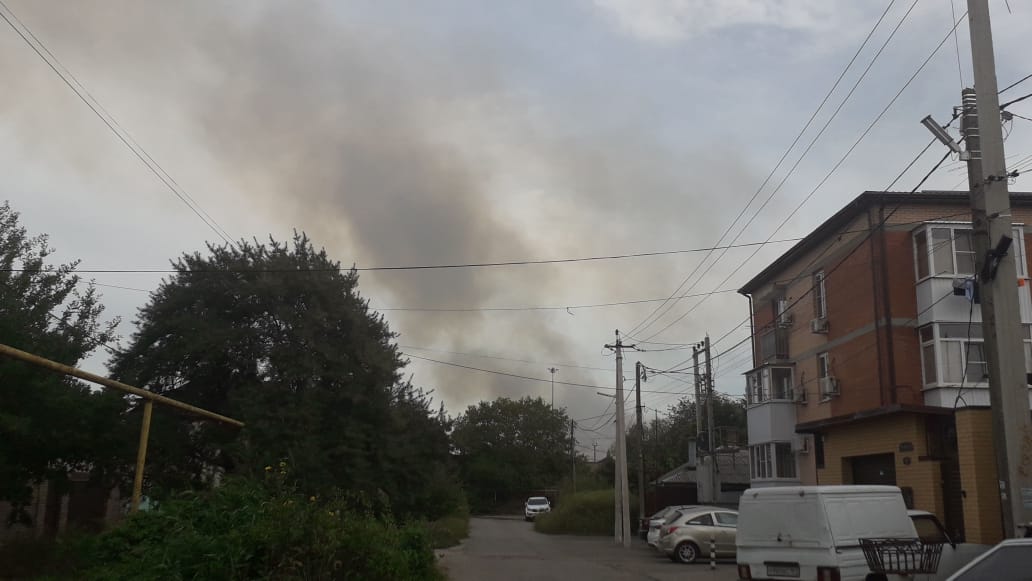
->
[452,397,572,512]
[0,201,127,519]
[108,233,458,519]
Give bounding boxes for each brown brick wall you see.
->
[955,409,1004,545]
[818,414,945,523]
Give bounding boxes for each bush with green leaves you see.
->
[533,489,639,536]
[63,471,443,581]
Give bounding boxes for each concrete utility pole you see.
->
[693,344,703,440]
[704,335,717,502]
[593,440,598,463]
[963,0,1032,537]
[570,419,577,493]
[548,367,558,408]
[635,361,646,523]
[604,330,632,547]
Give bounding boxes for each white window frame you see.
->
[813,270,827,320]
[919,322,1032,387]
[913,223,1028,282]
[750,442,797,481]
[745,366,794,405]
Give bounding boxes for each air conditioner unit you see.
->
[820,376,840,397]
[810,317,829,334]
[792,434,810,454]
[794,386,807,403]
[777,313,794,328]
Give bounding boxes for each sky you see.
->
[2,0,1031,454]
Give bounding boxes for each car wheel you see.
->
[674,541,699,564]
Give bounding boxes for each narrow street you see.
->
[439,517,739,581]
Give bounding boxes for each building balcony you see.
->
[758,326,789,363]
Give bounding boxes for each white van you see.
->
[736,486,985,581]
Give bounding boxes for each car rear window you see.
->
[665,510,683,524]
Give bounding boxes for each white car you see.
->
[945,538,1032,580]
[524,496,551,521]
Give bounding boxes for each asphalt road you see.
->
[439,517,739,581]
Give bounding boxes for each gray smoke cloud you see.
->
[1,0,768,417]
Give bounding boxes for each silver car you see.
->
[657,506,738,564]
[644,505,698,548]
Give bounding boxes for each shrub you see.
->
[533,489,639,536]
[56,472,443,580]
[425,502,470,549]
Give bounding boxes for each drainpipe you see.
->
[867,207,887,407]
[747,294,756,367]
[878,202,899,404]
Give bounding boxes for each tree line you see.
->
[1,198,745,533]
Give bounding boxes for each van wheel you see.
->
[674,541,699,564]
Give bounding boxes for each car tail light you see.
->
[737,564,751,579]
[664,526,678,536]
[817,566,841,581]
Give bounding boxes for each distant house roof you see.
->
[738,190,1032,295]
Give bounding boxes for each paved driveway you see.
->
[439,517,739,581]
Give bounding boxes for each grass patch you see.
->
[426,505,470,549]
[533,489,638,536]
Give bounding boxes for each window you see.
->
[746,367,794,404]
[813,270,827,319]
[751,442,796,480]
[911,515,950,545]
[919,323,1032,386]
[750,444,771,479]
[817,352,830,379]
[914,224,1028,280]
[687,513,714,526]
[915,229,929,278]
[775,297,791,326]
[715,512,738,527]
[775,442,796,479]
[920,326,936,385]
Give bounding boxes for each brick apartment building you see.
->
[739,190,1032,545]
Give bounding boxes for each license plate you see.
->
[766,564,800,577]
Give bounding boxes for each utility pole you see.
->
[704,335,717,503]
[963,0,1032,537]
[635,361,646,524]
[593,440,598,463]
[693,344,703,440]
[570,420,577,493]
[604,330,632,547]
[548,367,558,408]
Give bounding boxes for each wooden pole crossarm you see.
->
[0,343,244,427]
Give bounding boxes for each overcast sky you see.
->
[3,0,1031,453]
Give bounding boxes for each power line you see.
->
[1000,73,1032,95]
[401,352,694,396]
[398,345,615,373]
[639,10,967,343]
[16,239,805,274]
[623,0,902,339]
[0,1,234,246]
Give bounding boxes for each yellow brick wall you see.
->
[818,414,945,522]
[955,409,1003,545]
